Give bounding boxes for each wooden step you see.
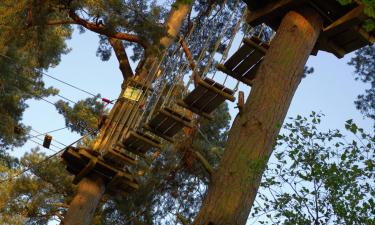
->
[102,147,137,168]
[177,77,235,120]
[217,37,269,86]
[122,130,161,154]
[145,107,193,142]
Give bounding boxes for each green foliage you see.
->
[338,0,375,31]
[55,96,107,136]
[251,113,375,224]
[348,45,375,130]
[0,149,76,225]
[0,0,71,149]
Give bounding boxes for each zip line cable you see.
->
[0,135,86,184]
[0,53,114,104]
[28,139,59,153]
[31,135,62,149]
[30,128,68,147]
[28,127,68,139]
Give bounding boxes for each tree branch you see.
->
[46,20,75,26]
[68,10,150,49]
[194,150,213,176]
[179,36,199,86]
[108,38,134,80]
[177,213,189,225]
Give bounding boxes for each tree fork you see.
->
[192,7,323,225]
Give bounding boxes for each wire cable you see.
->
[28,127,68,139]
[28,139,59,153]
[0,136,85,184]
[30,128,68,147]
[0,53,98,97]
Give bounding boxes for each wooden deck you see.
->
[245,0,374,58]
[61,147,139,193]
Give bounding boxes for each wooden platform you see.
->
[61,147,139,193]
[145,106,193,142]
[177,77,235,120]
[245,0,375,57]
[122,130,161,154]
[217,37,269,86]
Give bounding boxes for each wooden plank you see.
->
[343,36,370,53]
[217,64,234,76]
[243,38,268,54]
[323,5,363,36]
[103,148,137,166]
[242,60,262,81]
[224,44,253,69]
[177,100,214,120]
[123,131,161,154]
[164,107,192,124]
[201,95,227,114]
[245,0,300,28]
[144,124,175,143]
[161,108,193,128]
[199,78,235,101]
[231,50,264,78]
[188,88,216,110]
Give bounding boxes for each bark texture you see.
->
[192,8,323,225]
[60,176,106,225]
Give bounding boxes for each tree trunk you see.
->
[60,176,105,225]
[192,8,322,225]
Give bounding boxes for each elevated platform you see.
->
[61,147,139,193]
[145,106,193,142]
[245,0,375,58]
[217,37,269,86]
[177,77,235,120]
[122,130,161,154]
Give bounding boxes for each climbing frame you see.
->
[245,0,374,58]
[145,106,193,143]
[217,36,269,86]
[177,77,235,120]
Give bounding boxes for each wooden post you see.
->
[192,7,323,225]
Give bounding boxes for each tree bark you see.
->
[192,8,323,225]
[60,176,105,225]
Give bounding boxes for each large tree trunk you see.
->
[192,8,322,225]
[61,176,105,225]
[61,2,192,225]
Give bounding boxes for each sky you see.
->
[10,25,374,224]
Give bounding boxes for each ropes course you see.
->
[1,1,272,197]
